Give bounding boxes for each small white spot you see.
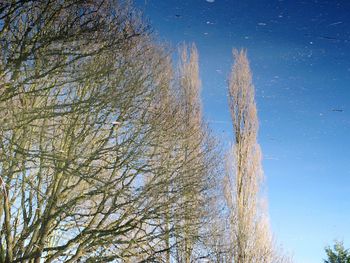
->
[328,21,343,26]
[258,22,267,26]
[112,121,121,126]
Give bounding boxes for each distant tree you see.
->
[224,49,293,263]
[225,48,269,263]
[172,43,217,263]
[324,241,350,263]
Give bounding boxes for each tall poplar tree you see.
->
[225,49,274,263]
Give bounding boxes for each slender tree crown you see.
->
[228,49,258,145]
[225,49,291,263]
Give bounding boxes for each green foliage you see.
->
[324,241,350,263]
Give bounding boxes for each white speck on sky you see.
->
[328,21,343,26]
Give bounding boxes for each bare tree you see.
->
[159,43,217,263]
[0,1,190,262]
[175,43,203,263]
[0,1,221,262]
[225,49,292,263]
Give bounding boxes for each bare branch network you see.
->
[0,1,291,263]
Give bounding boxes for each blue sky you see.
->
[135,0,350,262]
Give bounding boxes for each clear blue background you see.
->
[135,0,350,262]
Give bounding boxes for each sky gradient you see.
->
[135,1,350,262]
